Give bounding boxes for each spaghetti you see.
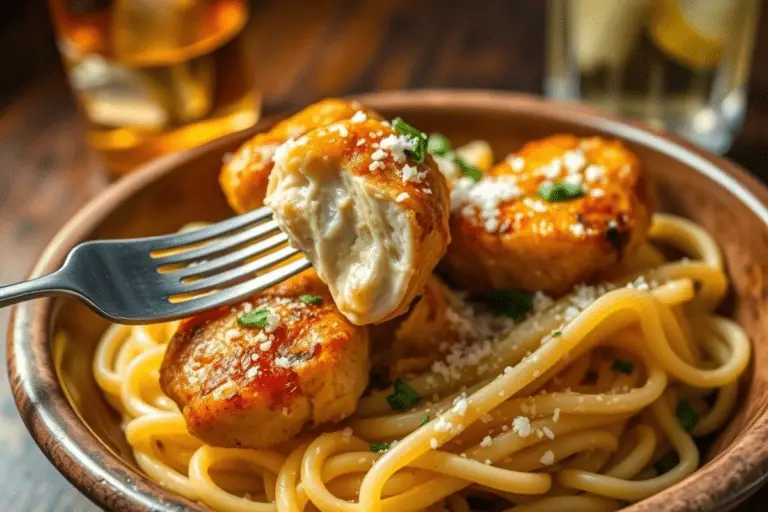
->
[89,214,750,512]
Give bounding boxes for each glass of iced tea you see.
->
[546,0,760,154]
[49,0,261,176]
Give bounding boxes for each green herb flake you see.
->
[537,181,584,202]
[676,400,699,431]
[455,157,482,181]
[237,309,270,328]
[655,453,679,474]
[371,441,390,453]
[386,378,422,411]
[419,415,430,427]
[298,294,323,305]
[552,330,562,337]
[392,117,427,163]
[427,133,452,156]
[486,290,534,321]
[611,359,634,374]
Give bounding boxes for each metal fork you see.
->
[0,207,309,324]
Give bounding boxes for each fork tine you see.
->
[143,207,273,251]
[170,257,312,313]
[154,219,281,266]
[166,245,302,296]
[173,233,291,279]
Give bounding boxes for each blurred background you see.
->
[0,0,766,509]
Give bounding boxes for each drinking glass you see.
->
[546,0,760,154]
[49,0,261,176]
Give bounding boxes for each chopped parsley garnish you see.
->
[427,133,452,156]
[655,453,678,474]
[299,294,323,305]
[676,400,699,431]
[537,181,584,202]
[486,290,534,321]
[371,441,390,453]
[455,157,482,181]
[419,415,430,427]
[425,132,481,180]
[612,359,634,374]
[386,378,422,410]
[237,309,269,328]
[393,117,427,163]
[552,330,562,337]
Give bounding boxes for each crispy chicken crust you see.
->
[220,98,381,213]
[160,270,369,449]
[442,135,654,295]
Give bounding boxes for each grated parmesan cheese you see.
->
[275,356,293,369]
[264,311,281,333]
[564,173,583,186]
[328,124,349,138]
[584,164,605,183]
[272,136,308,164]
[433,416,453,432]
[371,148,387,161]
[369,161,385,172]
[563,306,580,322]
[452,397,470,416]
[508,155,525,172]
[540,450,555,466]
[379,134,415,163]
[401,164,424,183]
[396,192,410,203]
[590,188,606,197]
[537,159,562,180]
[512,416,532,438]
[451,176,523,233]
[569,223,586,237]
[532,291,554,313]
[562,149,586,173]
[350,111,367,123]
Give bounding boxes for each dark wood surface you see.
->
[1,1,768,510]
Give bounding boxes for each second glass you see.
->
[546,0,760,154]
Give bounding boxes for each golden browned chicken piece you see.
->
[159,270,369,449]
[266,117,451,325]
[377,275,514,378]
[442,135,654,296]
[220,98,382,213]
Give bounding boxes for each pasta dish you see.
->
[85,99,750,512]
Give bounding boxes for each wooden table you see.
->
[1,1,768,510]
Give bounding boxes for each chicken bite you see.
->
[376,275,514,378]
[159,270,369,449]
[442,135,654,296]
[220,98,381,213]
[265,118,451,325]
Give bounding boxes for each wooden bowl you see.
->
[7,91,768,512]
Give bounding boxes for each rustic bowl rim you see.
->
[7,89,768,512]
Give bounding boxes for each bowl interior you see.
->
[40,93,768,510]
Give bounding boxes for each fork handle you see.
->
[0,270,75,308]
